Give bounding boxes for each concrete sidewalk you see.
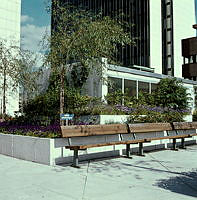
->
[0,146,197,200]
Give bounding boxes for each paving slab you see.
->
[0,146,197,200]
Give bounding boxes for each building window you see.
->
[108,77,122,93]
[138,81,149,93]
[193,55,197,63]
[124,79,137,97]
[151,83,158,92]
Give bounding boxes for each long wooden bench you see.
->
[61,122,197,167]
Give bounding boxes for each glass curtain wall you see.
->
[53,0,150,68]
[108,76,157,99]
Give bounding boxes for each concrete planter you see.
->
[75,115,130,124]
[75,114,193,125]
[0,132,196,166]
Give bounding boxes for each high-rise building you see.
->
[149,0,195,77]
[0,0,21,116]
[0,0,21,42]
[52,0,196,78]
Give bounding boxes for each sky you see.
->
[21,0,197,53]
[21,0,50,53]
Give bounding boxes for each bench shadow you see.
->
[155,171,197,197]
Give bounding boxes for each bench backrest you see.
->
[61,122,197,138]
[61,124,128,137]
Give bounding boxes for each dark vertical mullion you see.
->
[124,0,127,65]
[136,0,139,66]
[147,0,150,67]
[161,0,166,74]
[139,0,142,66]
[171,0,174,76]
[134,0,137,65]
[115,0,118,62]
[131,0,135,66]
[142,0,145,67]
[121,0,124,65]
[144,0,147,66]
[129,0,132,66]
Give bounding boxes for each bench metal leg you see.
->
[180,138,186,149]
[126,144,131,158]
[172,138,178,151]
[72,149,80,168]
[138,142,145,156]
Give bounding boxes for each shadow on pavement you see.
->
[155,171,197,197]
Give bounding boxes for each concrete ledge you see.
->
[0,133,13,156]
[0,132,196,166]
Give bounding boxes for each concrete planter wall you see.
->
[75,115,130,124]
[76,114,193,125]
[0,132,196,166]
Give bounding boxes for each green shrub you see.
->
[153,78,190,110]
[128,108,188,123]
[104,90,124,105]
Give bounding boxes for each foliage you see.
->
[22,76,191,125]
[194,86,197,109]
[0,121,61,138]
[47,3,133,70]
[192,109,197,121]
[128,106,189,123]
[44,2,135,124]
[105,90,124,105]
[153,78,190,110]
[0,113,13,121]
[22,87,101,118]
[0,40,41,120]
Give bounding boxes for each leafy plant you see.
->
[153,78,190,110]
[105,90,124,105]
[0,40,41,120]
[44,2,134,125]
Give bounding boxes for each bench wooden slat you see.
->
[61,124,128,137]
[66,139,146,150]
[173,122,197,130]
[61,122,197,138]
[128,123,173,133]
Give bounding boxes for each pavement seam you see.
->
[82,160,90,200]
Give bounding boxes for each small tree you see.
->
[154,78,190,110]
[0,40,41,120]
[45,2,135,125]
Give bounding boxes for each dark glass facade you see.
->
[52,0,150,68]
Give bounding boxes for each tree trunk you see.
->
[2,67,6,121]
[60,67,65,126]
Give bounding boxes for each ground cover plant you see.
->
[0,120,61,138]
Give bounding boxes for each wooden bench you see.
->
[61,122,197,167]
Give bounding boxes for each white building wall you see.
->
[150,0,196,78]
[173,0,196,78]
[149,0,162,74]
[0,0,21,116]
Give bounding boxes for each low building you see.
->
[83,58,196,121]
